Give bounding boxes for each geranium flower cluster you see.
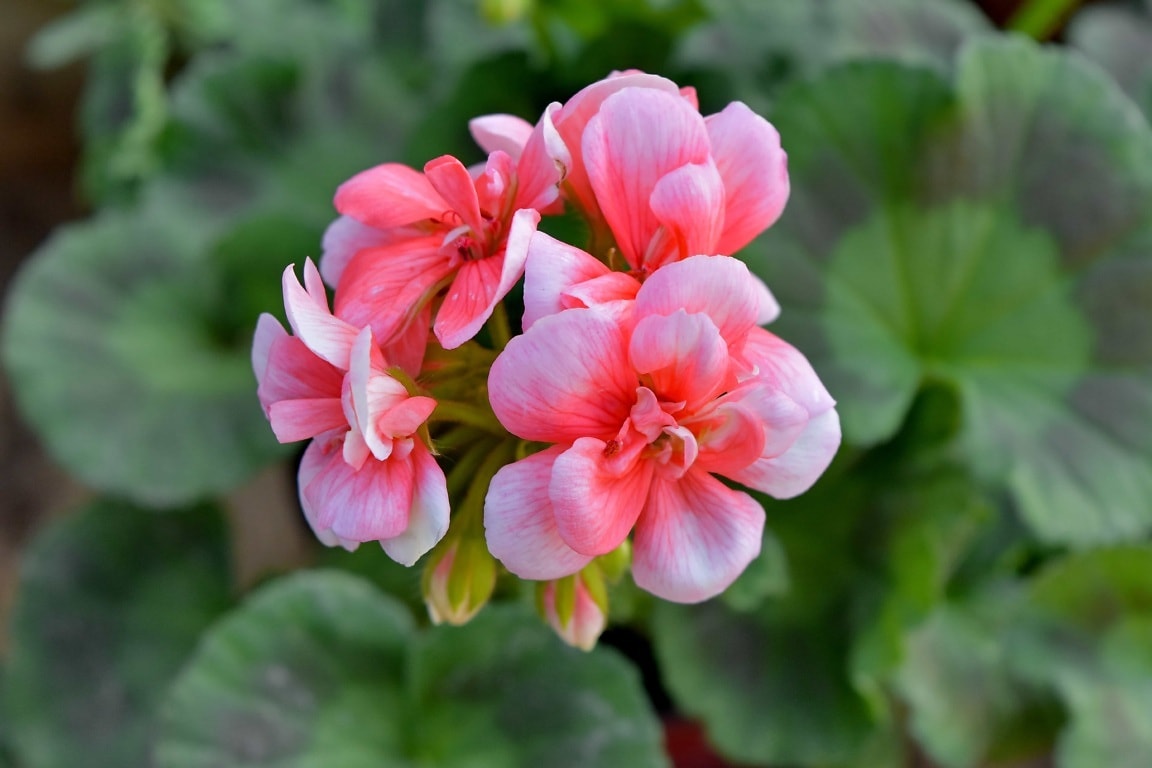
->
[253,72,840,649]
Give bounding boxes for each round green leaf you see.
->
[754,39,1152,545]
[0,499,232,768]
[412,606,667,768]
[157,571,415,767]
[2,203,285,506]
[157,573,667,767]
[652,598,871,765]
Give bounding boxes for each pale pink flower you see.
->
[321,129,563,350]
[252,260,449,565]
[484,256,839,602]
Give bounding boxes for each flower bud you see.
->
[422,537,497,625]
[537,567,608,651]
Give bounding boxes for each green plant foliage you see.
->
[677,0,990,111]
[1068,0,1152,119]
[752,37,1152,546]
[156,571,667,767]
[0,499,233,768]
[1,200,287,506]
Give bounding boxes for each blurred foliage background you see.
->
[2,1,1152,766]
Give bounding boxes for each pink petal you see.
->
[297,439,357,550]
[551,436,653,556]
[483,446,594,579]
[282,260,359,370]
[629,309,729,412]
[582,88,712,269]
[689,399,767,477]
[706,102,790,254]
[554,73,683,222]
[268,398,346,443]
[380,445,449,565]
[434,208,539,349]
[303,449,414,543]
[632,469,765,603]
[334,163,446,229]
[252,312,283,383]
[319,215,397,287]
[256,331,343,409]
[474,151,516,221]
[349,327,408,461]
[469,113,534,161]
[522,231,612,330]
[513,103,566,212]
[424,155,484,234]
[751,272,781,325]
[379,303,431,379]
[646,160,725,269]
[740,328,837,414]
[728,409,841,499]
[488,308,636,443]
[334,235,454,346]
[635,255,762,350]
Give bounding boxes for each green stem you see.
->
[446,437,501,498]
[455,439,518,535]
[1007,0,1084,39]
[432,400,505,435]
[487,302,512,351]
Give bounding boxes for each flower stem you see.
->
[487,302,512,351]
[432,400,505,435]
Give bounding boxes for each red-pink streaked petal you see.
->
[334,235,454,345]
[488,309,636,443]
[252,313,285,386]
[555,73,683,221]
[741,327,837,414]
[690,400,767,477]
[380,445,449,566]
[632,469,765,603]
[679,86,699,110]
[751,272,781,325]
[523,231,611,329]
[319,215,396,287]
[257,332,344,409]
[335,163,446,229]
[635,255,761,350]
[425,155,483,234]
[484,447,594,580]
[469,113,534,160]
[380,303,431,379]
[551,436,652,556]
[304,451,414,543]
[514,103,566,212]
[282,261,358,369]
[377,395,436,438]
[583,89,712,269]
[268,398,346,444]
[475,151,515,220]
[728,409,841,499]
[707,102,790,254]
[629,309,729,411]
[434,209,540,349]
[349,327,406,461]
[646,161,725,269]
[298,439,355,549]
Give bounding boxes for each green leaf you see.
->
[677,0,989,111]
[2,201,285,506]
[652,597,872,765]
[1068,2,1152,119]
[156,572,667,767]
[0,499,232,768]
[25,4,124,70]
[897,598,1062,768]
[753,39,1152,546]
[720,525,789,612]
[1008,0,1084,39]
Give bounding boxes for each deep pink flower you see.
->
[484,256,839,602]
[322,130,562,350]
[252,260,448,565]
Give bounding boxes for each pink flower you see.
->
[252,260,449,565]
[322,129,563,350]
[484,256,839,602]
[476,72,789,273]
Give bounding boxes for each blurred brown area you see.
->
[0,0,88,654]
